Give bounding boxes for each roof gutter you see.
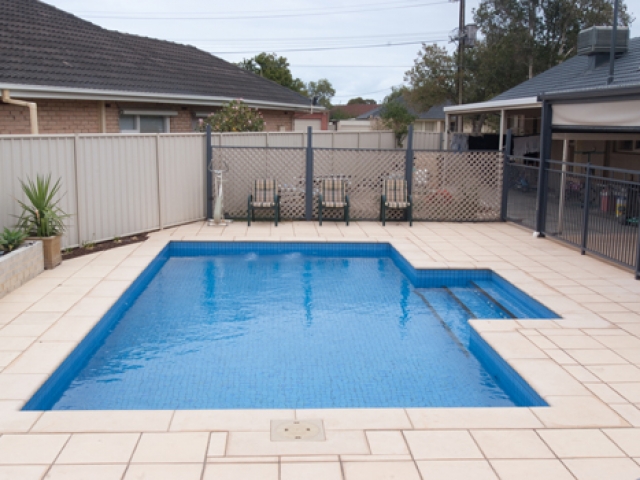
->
[538,83,640,103]
[444,96,540,114]
[1,89,38,134]
[0,83,317,112]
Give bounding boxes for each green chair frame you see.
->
[380,179,412,227]
[248,179,280,226]
[318,178,350,226]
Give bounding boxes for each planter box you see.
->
[0,241,44,300]
[27,235,61,270]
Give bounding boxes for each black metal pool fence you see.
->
[503,153,640,279]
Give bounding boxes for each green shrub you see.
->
[197,100,265,133]
[0,228,27,253]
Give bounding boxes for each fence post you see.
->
[73,134,82,246]
[635,216,640,280]
[155,134,163,230]
[206,125,213,221]
[405,124,414,196]
[581,165,591,255]
[305,126,314,221]
[500,129,512,222]
[535,100,553,236]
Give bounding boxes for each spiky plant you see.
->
[16,174,69,237]
[0,228,27,252]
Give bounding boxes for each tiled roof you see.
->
[356,98,451,120]
[331,104,379,118]
[0,0,311,106]
[492,37,640,101]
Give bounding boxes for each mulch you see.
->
[62,233,149,260]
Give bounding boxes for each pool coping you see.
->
[0,221,639,478]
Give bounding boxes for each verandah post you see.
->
[500,129,513,222]
[305,126,314,221]
[535,100,552,236]
[206,125,213,221]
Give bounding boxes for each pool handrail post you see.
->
[305,126,314,221]
[206,125,213,221]
[500,128,512,222]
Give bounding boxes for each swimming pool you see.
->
[24,242,557,410]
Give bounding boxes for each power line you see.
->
[212,39,447,54]
[291,65,413,68]
[77,0,451,21]
[166,31,451,44]
[333,87,397,98]
[74,0,427,16]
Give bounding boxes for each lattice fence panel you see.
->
[412,151,503,221]
[212,147,307,220]
[314,149,406,220]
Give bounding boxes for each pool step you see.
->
[470,280,549,319]
[446,286,512,320]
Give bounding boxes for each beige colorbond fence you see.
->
[0,134,206,249]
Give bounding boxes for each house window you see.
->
[615,140,640,154]
[119,111,175,133]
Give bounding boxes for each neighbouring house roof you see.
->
[0,0,312,110]
[331,104,379,118]
[446,37,640,114]
[357,98,451,120]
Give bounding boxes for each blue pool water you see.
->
[24,242,557,410]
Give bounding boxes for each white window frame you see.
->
[119,110,177,134]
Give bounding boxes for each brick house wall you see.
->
[0,99,295,135]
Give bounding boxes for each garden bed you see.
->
[62,233,149,260]
[0,240,44,299]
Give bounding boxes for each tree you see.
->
[330,108,355,121]
[197,100,265,133]
[475,0,632,79]
[305,79,336,108]
[347,97,377,105]
[238,53,306,93]
[384,86,411,103]
[380,100,416,147]
[404,45,457,110]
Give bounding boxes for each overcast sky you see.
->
[44,0,640,104]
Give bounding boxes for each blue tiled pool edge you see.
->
[23,241,553,411]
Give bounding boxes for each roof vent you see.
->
[578,26,629,56]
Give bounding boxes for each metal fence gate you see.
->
[503,154,640,277]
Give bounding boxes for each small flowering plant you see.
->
[197,99,265,132]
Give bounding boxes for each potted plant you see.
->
[16,174,69,269]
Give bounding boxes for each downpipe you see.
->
[1,89,39,134]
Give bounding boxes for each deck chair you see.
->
[380,179,412,227]
[248,179,280,226]
[318,178,350,226]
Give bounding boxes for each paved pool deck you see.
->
[0,220,639,480]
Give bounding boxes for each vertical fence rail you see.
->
[580,166,592,255]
